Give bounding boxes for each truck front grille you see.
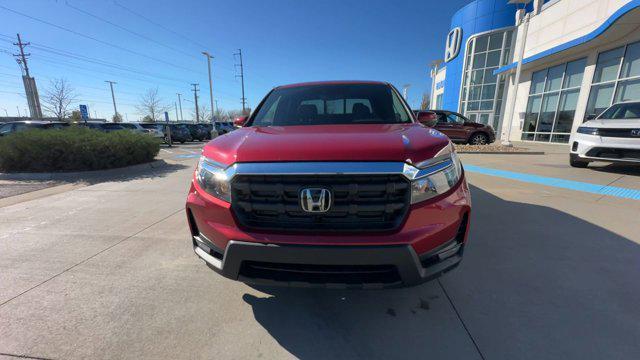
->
[231,174,411,232]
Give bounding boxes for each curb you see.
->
[0,159,170,181]
[457,151,545,155]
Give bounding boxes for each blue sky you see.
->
[0,0,471,120]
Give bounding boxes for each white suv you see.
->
[569,102,640,168]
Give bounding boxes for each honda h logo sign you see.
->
[631,129,640,137]
[444,27,462,63]
[299,188,332,213]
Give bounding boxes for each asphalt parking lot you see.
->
[1,142,639,360]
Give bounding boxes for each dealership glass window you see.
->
[460,29,514,129]
[521,58,587,143]
[586,41,640,119]
[435,94,443,109]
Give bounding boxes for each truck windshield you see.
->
[251,83,413,126]
[599,102,640,119]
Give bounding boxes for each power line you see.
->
[0,4,201,75]
[65,1,201,61]
[1,34,241,88]
[113,1,210,51]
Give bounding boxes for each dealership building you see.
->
[430,0,640,143]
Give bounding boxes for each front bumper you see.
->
[187,175,471,288]
[193,233,464,289]
[570,133,640,163]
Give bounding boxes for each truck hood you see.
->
[202,124,450,166]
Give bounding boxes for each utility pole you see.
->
[174,102,179,121]
[234,49,247,114]
[191,83,200,123]
[105,80,118,121]
[13,34,42,119]
[16,106,20,117]
[202,51,215,123]
[176,93,184,121]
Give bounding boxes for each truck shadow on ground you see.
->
[242,186,640,360]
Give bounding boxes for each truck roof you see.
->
[275,80,387,89]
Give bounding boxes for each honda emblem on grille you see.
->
[300,188,331,213]
[631,129,640,137]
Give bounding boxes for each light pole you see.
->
[176,93,184,121]
[202,51,215,123]
[105,80,118,121]
[402,84,411,101]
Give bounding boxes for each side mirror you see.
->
[417,112,438,127]
[586,114,597,120]
[233,116,248,127]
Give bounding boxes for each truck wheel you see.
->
[570,154,589,168]
[469,133,489,145]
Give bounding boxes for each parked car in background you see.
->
[119,122,150,134]
[138,123,166,140]
[182,123,208,141]
[414,110,495,145]
[197,124,215,140]
[569,101,640,167]
[214,122,229,135]
[166,123,192,143]
[80,121,125,132]
[0,121,69,136]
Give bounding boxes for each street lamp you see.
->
[202,51,215,123]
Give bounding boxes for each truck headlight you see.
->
[195,156,231,202]
[410,144,463,204]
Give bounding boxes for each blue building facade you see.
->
[441,0,518,113]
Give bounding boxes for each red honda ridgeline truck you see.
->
[186,81,471,289]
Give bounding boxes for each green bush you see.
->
[0,127,161,172]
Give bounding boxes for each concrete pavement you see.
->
[1,146,639,359]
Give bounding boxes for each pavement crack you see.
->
[438,279,486,360]
[595,175,625,202]
[0,352,56,360]
[0,208,184,308]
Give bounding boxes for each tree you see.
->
[420,93,431,110]
[112,113,123,123]
[141,115,154,123]
[136,88,169,122]
[191,104,211,122]
[42,78,77,120]
[226,110,244,121]
[70,110,82,122]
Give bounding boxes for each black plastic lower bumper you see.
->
[193,234,463,289]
